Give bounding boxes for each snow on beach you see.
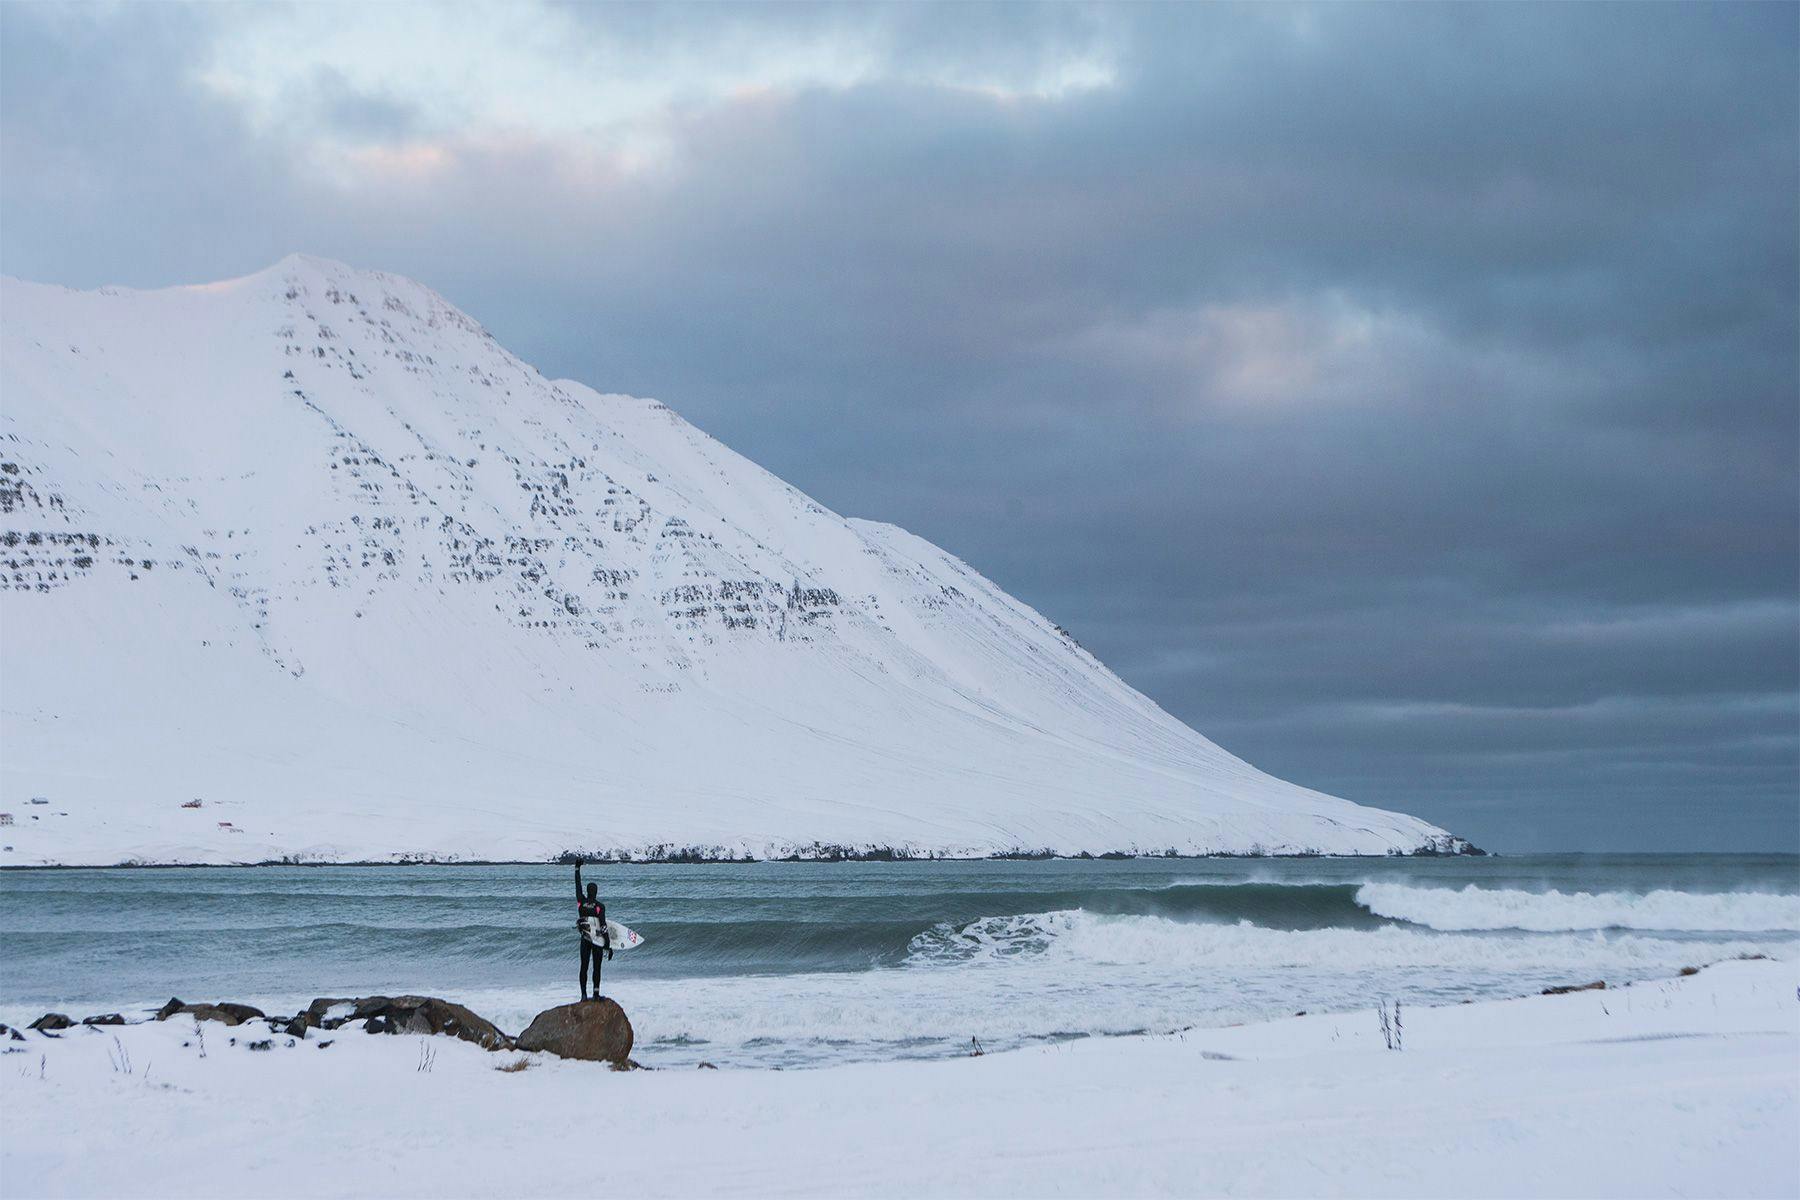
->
[5,959,1795,1199]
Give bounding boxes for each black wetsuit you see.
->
[575,867,612,998]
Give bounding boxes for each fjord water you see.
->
[3,855,1794,1068]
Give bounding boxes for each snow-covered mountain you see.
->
[0,256,1465,865]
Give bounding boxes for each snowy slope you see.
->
[0,256,1464,864]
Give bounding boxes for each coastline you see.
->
[0,842,1489,870]
[6,957,1795,1198]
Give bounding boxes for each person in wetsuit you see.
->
[574,860,613,1000]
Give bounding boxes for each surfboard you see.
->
[581,915,643,950]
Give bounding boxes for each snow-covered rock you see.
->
[0,255,1464,865]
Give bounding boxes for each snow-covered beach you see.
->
[5,958,1794,1199]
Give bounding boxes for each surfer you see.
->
[574,860,613,1000]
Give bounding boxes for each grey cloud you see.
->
[303,67,423,143]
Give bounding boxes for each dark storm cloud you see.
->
[2,1,1794,849]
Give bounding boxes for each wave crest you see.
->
[1354,884,1800,933]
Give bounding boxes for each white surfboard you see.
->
[582,915,643,950]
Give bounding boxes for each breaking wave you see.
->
[1353,884,1800,933]
[880,879,1800,938]
[902,908,1793,973]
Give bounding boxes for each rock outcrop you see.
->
[27,1013,72,1032]
[1541,981,1606,995]
[516,998,634,1065]
[298,995,512,1050]
[155,998,265,1026]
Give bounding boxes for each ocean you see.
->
[2,853,1794,1068]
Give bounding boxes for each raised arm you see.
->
[574,859,583,902]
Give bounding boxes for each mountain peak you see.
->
[271,250,352,272]
[255,253,423,295]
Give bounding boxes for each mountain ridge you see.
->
[0,256,1468,865]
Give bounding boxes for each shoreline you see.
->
[4,954,1780,1061]
[14,848,1800,871]
[1,845,1499,871]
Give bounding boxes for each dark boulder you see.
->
[81,1014,126,1026]
[183,1005,250,1026]
[28,1013,73,1032]
[0,1024,24,1042]
[301,998,358,1030]
[1541,980,1606,995]
[301,995,511,1051]
[156,1000,265,1027]
[516,998,633,1064]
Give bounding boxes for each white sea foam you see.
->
[1354,884,1800,933]
[577,914,1792,1066]
[905,909,1792,971]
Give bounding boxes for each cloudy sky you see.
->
[3,2,1794,851]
